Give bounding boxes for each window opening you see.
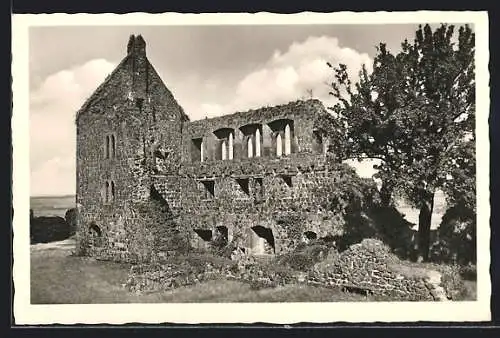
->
[201,180,215,199]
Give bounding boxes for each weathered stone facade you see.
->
[76,35,345,261]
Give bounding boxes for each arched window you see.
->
[284,124,291,155]
[276,133,282,157]
[268,119,294,157]
[239,124,261,159]
[213,128,235,161]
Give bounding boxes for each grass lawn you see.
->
[30,239,371,304]
[31,238,476,304]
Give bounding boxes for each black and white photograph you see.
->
[12,11,490,324]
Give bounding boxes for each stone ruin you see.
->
[75,34,349,262]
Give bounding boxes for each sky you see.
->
[29,23,438,197]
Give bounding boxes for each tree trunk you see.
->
[380,182,393,207]
[417,189,435,262]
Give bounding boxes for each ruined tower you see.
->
[75,35,188,261]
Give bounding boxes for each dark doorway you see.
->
[251,225,275,254]
[89,223,102,237]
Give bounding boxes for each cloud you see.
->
[191,36,377,179]
[193,36,373,118]
[30,59,116,196]
[30,156,76,197]
[30,36,374,195]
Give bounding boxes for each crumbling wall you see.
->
[125,239,444,302]
[182,99,333,163]
[176,157,352,255]
[307,239,436,300]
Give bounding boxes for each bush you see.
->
[302,241,331,256]
[459,264,477,281]
[439,265,468,300]
[181,253,235,271]
[278,252,315,272]
[30,216,71,244]
[276,242,331,272]
[64,208,78,236]
[431,205,476,265]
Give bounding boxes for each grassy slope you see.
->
[31,240,369,304]
[31,239,476,304]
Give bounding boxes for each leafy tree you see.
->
[328,24,475,261]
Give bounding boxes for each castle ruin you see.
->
[76,35,347,262]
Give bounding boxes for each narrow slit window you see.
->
[111,135,116,158]
[105,136,110,159]
[111,181,115,201]
[105,181,110,203]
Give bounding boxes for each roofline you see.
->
[75,54,131,123]
[75,53,191,124]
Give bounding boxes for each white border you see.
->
[12,11,491,324]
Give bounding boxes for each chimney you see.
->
[127,34,146,56]
[128,34,148,100]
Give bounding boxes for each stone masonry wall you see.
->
[156,159,354,255]
[76,35,187,261]
[76,34,348,262]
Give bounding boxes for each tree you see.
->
[328,24,475,261]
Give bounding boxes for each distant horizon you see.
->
[30,194,75,199]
